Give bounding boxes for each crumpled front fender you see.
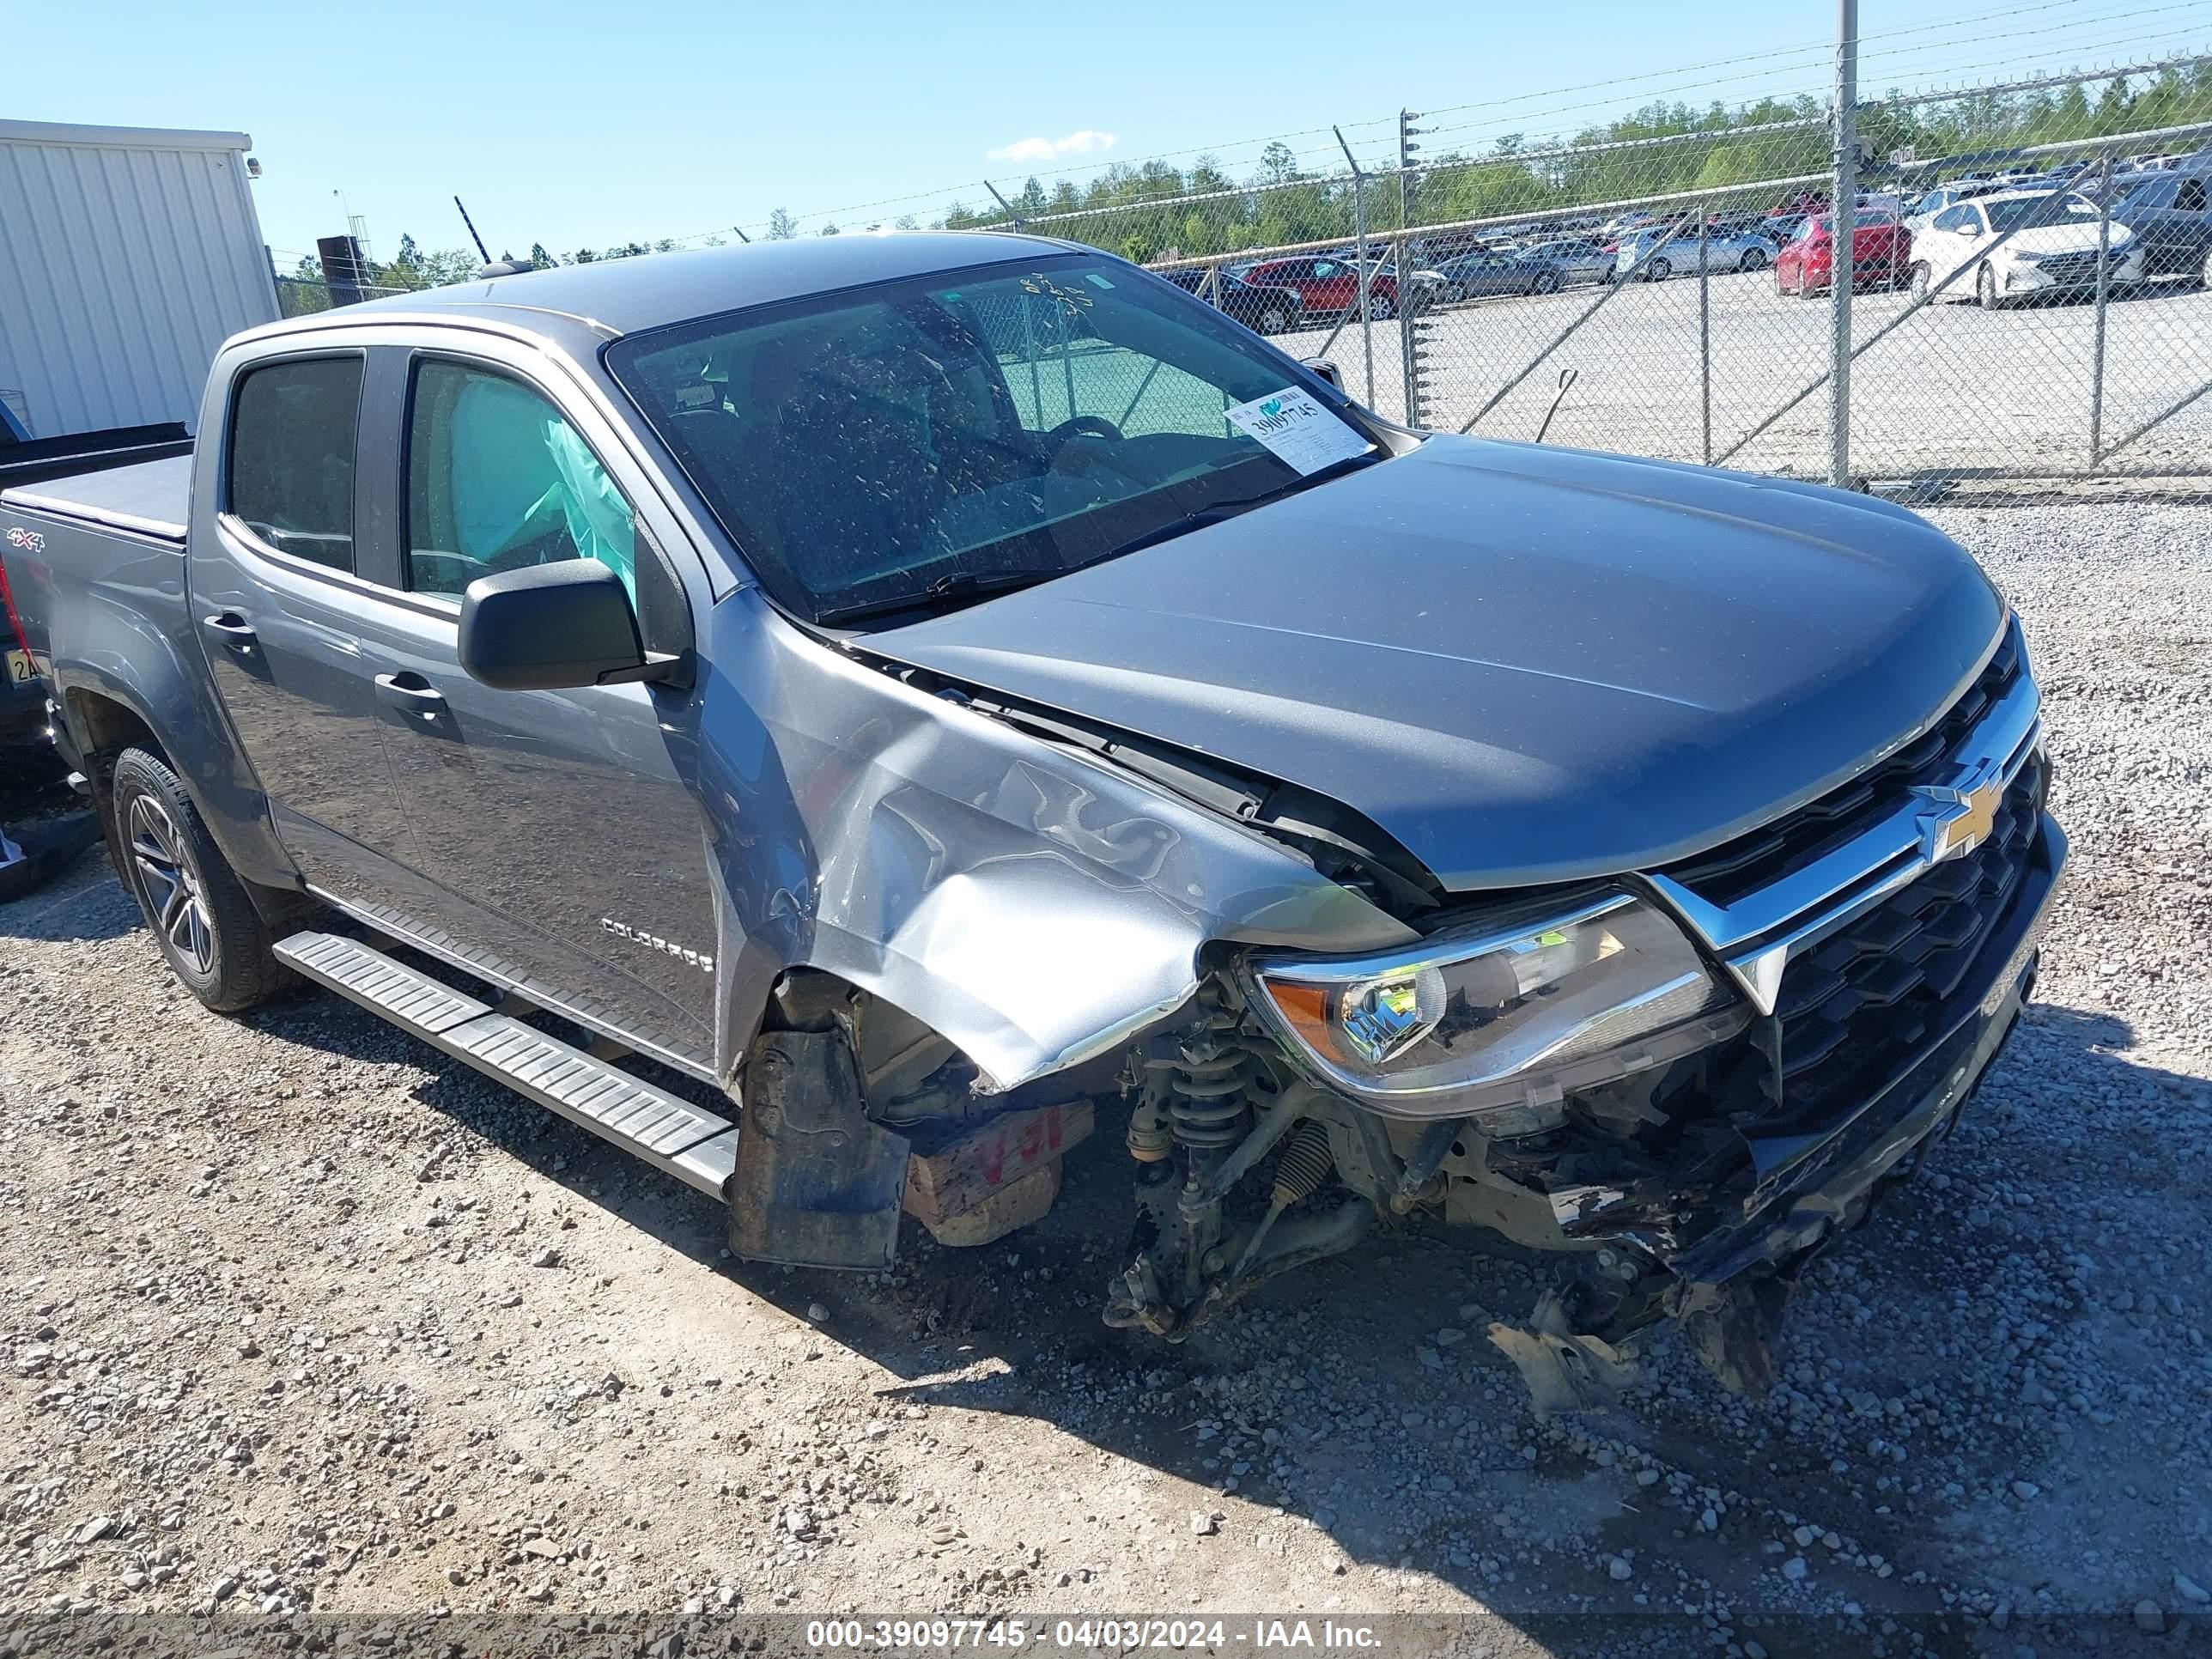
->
[697,591,1418,1091]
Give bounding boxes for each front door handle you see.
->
[374,672,448,721]
[202,613,258,651]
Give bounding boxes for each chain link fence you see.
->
[283,52,2212,501]
[972,55,2212,502]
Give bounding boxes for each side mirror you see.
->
[1302,358,1344,391]
[459,559,665,691]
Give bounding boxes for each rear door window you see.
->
[2179,177,2208,213]
[227,356,363,571]
[403,360,637,602]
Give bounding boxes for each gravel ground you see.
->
[1270,269,2212,486]
[0,501,2207,1658]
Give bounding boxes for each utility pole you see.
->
[1831,0,1859,489]
[1397,110,1426,426]
[1335,125,1376,406]
[1396,109,1422,237]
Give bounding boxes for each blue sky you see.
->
[14,0,2212,267]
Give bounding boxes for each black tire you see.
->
[1368,293,1395,321]
[2200,244,2212,289]
[1531,269,1562,295]
[1255,303,1291,335]
[1740,246,1767,272]
[1977,263,2004,311]
[1646,256,1672,283]
[110,746,290,1012]
[1910,262,1932,302]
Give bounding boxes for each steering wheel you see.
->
[1043,414,1126,476]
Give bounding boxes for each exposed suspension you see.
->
[1149,1012,1271,1152]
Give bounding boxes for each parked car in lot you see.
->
[0,233,2065,1404]
[1433,240,1608,301]
[2097,168,2212,282]
[1910,189,2146,307]
[1613,222,1778,281]
[1776,210,1911,295]
[1241,255,1440,319]
[1759,212,1808,247]
[1158,266,1307,334]
[1905,181,2005,233]
[1520,239,1615,287]
[1242,254,1401,319]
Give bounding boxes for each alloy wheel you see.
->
[128,794,214,975]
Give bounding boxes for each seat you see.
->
[749,328,946,594]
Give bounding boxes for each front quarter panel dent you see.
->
[699,592,1417,1091]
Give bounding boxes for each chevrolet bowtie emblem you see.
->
[1911,767,2006,864]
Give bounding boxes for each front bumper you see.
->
[2006,249,2144,292]
[1660,809,2066,1295]
[1488,810,2064,1404]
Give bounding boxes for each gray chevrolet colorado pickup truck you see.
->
[1,233,2063,1401]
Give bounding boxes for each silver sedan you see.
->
[1613,223,1778,281]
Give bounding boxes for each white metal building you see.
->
[0,119,279,440]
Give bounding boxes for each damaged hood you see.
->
[865,437,2004,891]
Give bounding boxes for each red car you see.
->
[1776,210,1911,295]
[1241,255,1407,320]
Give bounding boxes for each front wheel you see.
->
[1367,294,1395,321]
[1977,262,2004,310]
[1910,262,1932,302]
[1530,269,1561,295]
[1645,257,1673,283]
[1739,246,1767,272]
[2200,244,2212,289]
[1255,303,1291,335]
[110,746,290,1012]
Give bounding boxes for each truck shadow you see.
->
[264,977,2212,1650]
[0,745,120,925]
[0,834,137,939]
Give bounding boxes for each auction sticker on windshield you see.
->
[1224,388,1371,475]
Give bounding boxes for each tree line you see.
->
[940,62,2212,263]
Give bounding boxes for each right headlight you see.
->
[1247,890,1746,1123]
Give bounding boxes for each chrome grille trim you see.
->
[1649,653,2044,1015]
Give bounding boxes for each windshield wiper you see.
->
[1096,451,1382,562]
[814,567,1065,628]
[813,451,1381,627]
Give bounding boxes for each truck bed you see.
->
[1,453,191,542]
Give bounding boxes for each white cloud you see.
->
[987,130,1118,164]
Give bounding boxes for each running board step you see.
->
[276,931,736,1198]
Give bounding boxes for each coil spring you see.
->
[1270,1120,1334,1210]
[1147,1016,1268,1151]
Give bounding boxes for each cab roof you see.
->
[267,230,1084,343]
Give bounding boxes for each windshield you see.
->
[1984,192,2099,233]
[609,254,1379,625]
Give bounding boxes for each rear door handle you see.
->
[202,613,258,650]
[374,672,448,721]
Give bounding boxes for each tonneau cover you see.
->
[1,454,191,542]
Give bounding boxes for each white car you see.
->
[1909,189,2145,307]
[1903,181,2004,236]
